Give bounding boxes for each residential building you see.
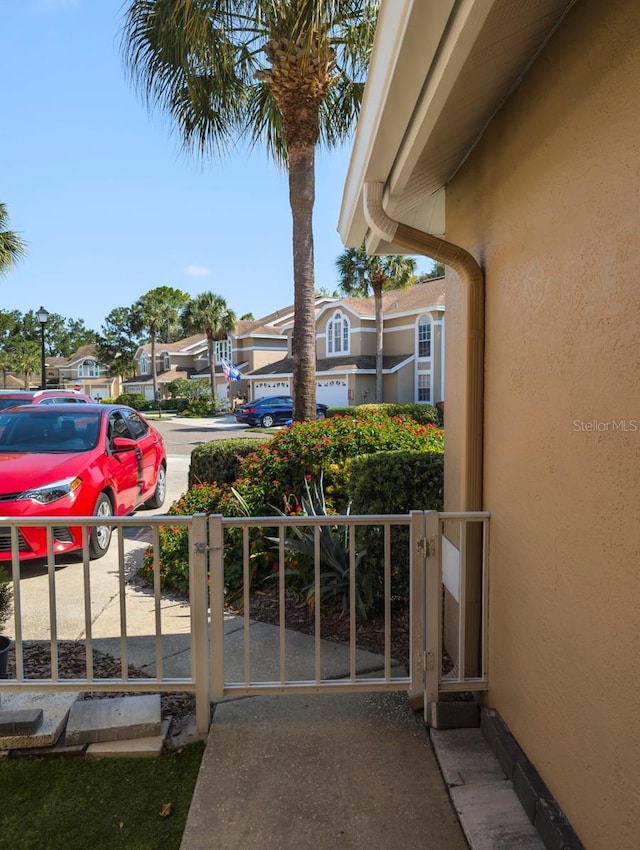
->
[250,280,444,408]
[124,289,445,409]
[339,1,639,847]
[45,344,119,401]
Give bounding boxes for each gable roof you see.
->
[317,277,445,323]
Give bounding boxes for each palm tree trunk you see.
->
[150,332,158,403]
[373,282,384,403]
[289,143,317,423]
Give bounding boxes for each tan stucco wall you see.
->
[443,1,640,846]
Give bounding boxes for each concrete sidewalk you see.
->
[91,615,542,849]
[177,618,468,850]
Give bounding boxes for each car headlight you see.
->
[18,477,82,505]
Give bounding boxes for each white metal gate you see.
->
[0,510,489,734]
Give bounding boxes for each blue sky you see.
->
[1,0,433,334]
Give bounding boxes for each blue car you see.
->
[234,396,328,428]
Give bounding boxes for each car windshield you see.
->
[0,397,30,411]
[0,411,101,453]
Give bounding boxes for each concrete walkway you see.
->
[174,615,543,850]
[178,618,468,850]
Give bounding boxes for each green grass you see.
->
[0,741,205,850]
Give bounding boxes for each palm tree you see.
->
[336,243,416,403]
[0,203,27,275]
[0,349,14,389]
[132,286,190,402]
[121,0,377,422]
[12,340,40,389]
[181,292,236,400]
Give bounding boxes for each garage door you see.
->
[316,378,348,408]
[253,379,291,397]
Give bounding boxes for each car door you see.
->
[122,409,160,502]
[105,410,140,513]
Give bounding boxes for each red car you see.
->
[0,404,167,560]
[0,389,93,410]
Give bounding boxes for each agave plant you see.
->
[267,474,376,619]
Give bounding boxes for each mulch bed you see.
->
[5,641,196,738]
[4,589,451,737]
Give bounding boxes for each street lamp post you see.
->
[36,306,49,391]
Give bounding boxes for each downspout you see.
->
[363,182,484,512]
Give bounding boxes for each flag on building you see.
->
[221,359,242,382]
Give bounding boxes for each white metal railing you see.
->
[0,509,490,733]
[0,514,210,735]
[208,512,424,698]
[423,511,491,726]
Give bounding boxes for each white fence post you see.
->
[424,510,441,726]
[190,513,210,735]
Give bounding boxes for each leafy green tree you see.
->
[166,376,210,402]
[18,311,98,357]
[0,203,26,276]
[131,286,190,400]
[181,292,236,399]
[336,242,417,402]
[121,0,377,422]
[96,307,143,380]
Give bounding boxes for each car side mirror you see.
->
[111,436,137,452]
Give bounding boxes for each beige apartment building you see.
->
[126,287,445,410]
[339,1,640,847]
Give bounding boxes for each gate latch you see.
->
[416,537,435,558]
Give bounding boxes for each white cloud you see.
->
[184,265,211,278]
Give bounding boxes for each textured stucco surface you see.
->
[444,0,640,846]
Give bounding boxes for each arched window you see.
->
[327,311,350,355]
[417,316,432,358]
[78,359,99,378]
[140,352,149,375]
[162,352,171,371]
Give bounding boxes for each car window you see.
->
[108,412,130,442]
[124,411,148,439]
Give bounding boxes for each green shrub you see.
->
[115,392,147,410]
[189,439,267,488]
[236,411,444,515]
[333,402,439,426]
[349,450,444,607]
[140,483,277,599]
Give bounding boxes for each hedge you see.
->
[188,438,266,488]
[328,402,439,426]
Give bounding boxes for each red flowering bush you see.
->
[143,411,444,601]
[236,411,444,515]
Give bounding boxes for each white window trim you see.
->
[417,315,432,360]
[326,310,350,356]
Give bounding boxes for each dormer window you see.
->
[417,316,432,358]
[215,340,231,364]
[140,352,149,375]
[78,359,99,378]
[327,311,350,355]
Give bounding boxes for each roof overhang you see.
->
[339,0,576,254]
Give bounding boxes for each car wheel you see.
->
[261,414,275,428]
[316,411,326,420]
[145,463,166,509]
[89,493,113,560]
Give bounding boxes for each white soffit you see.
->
[340,0,577,252]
